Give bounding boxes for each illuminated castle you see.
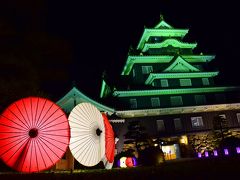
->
[57,15,240,163]
[99,15,240,159]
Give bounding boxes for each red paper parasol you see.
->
[0,97,70,173]
[102,113,115,163]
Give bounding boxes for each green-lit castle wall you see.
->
[115,92,240,110]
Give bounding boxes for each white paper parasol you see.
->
[68,103,105,167]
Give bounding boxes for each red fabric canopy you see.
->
[126,157,134,167]
[0,97,70,172]
[102,113,115,163]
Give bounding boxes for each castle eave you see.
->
[137,29,189,50]
[113,86,240,97]
[145,72,219,85]
[116,103,240,118]
[142,39,197,52]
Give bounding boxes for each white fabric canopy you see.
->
[68,103,105,167]
[102,155,114,169]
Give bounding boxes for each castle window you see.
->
[215,94,226,103]
[180,79,192,86]
[170,96,183,106]
[191,116,204,128]
[132,69,135,77]
[202,78,210,86]
[219,114,226,119]
[151,97,160,107]
[174,118,182,130]
[236,113,240,123]
[129,99,137,109]
[142,66,153,74]
[156,120,165,132]
[160,79,169,87]
[195,95,206,105]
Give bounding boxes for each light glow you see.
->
[236,147,240,154]
[205,151,209,157]
[162,145,177,160]
[132,157,137,166]
[213,150,218,156]
[119,157,127,168]
[224,149,229,155]
[198,152,202,158]
[179,136,188,145]
[126,157,134,167]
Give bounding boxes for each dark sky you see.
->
[0,0,240,104]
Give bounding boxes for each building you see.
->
[100,15,240,159]
[56,16,240,165]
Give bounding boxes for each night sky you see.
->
[0,0,240,108]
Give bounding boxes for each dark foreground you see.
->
[1,157,240,179]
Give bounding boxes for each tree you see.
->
[213,114,228,140]
[124,120,148,153]
[0,2,72,111]
[212,114,230,149]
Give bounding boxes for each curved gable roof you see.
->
[57,87,115,114]
[163,56,200,72]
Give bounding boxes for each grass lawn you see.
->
[1,157,240,179]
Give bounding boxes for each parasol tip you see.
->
[96,128,102,136]
[29,128,38,138]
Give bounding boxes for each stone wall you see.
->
[188,129,240,154]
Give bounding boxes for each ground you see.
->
[0,157,239,179]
